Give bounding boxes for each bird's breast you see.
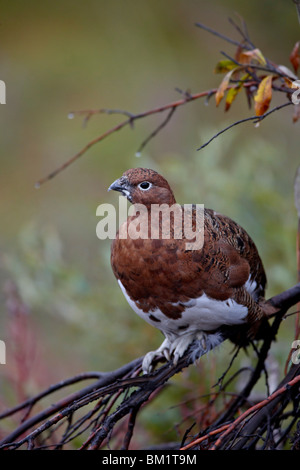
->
[117,279,248,339]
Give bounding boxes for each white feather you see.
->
[244,275,257,296]
[118,280,248,339]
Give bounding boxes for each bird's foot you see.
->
[142,332,208,374]
[170,331,208,365]
[142,338,172,374]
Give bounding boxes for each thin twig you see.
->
[0,357,143,448]
[227,16,255,50]
[1,284,300,449]
[197,101,293,151]
[211,374,300,450]
[34,88,218,188]
[136,106,177,156]
[180,423,231,450]
[213,346,241,390]
[0,371,104,421]
[195,22,252,51]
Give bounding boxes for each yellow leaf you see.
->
[254,75,273,116]
[224,73,249,111]
[224,81,244,112]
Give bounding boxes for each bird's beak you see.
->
[108,178,124,193]
[108,176,131,200]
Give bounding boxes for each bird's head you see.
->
[108,168,176,206]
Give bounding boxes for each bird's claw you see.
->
[142,337,175,374]
[142,332,208,374]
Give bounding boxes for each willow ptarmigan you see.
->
[109,168,267,374]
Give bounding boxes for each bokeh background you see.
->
[0,0,299,446]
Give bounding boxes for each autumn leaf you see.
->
[214,59,238,74]
[283,76,298,89]
[254,75,273,116]
[234,43,244,63]
[224,75,248,111]
[277,65,298,81]
[290,41,300,74]
[293,103,300,123]
[224,86,240,112]
[238,48,266,66]
[215,69,236,106]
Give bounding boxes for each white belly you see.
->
[118,280,248,339]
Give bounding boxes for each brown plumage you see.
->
[109,168,268,373]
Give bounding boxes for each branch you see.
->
[197,101,293,151]
[195,21,253,51]
[34,88,216,188]
[1,283,300,450]
[211,369,300,450]
[228,362,300,450]
[34,19,298,187]
[135,106,177,156]
[0,357,143,448]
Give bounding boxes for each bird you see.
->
[108,168,268,374]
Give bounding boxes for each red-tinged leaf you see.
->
[290,41,300,74]
[234,43,244,63]
[283,76,298,89]
[214,59,238,74]
[293,103,300,123]
[239,48,266,66]
[254,75,273,116]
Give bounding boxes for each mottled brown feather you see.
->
[110,168,267,341]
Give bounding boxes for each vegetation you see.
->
[1,0,300,450]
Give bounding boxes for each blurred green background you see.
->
[0,0,299,446]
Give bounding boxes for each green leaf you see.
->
[214,59,238,74]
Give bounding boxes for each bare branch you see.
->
[33,19,298,188]
[197,101,293,151]
[34,88,217,188]
[211,371,300,450]
[135,106,177,156]
[1,283,300,450]
[227,16,256,50]
[195,21,252,51]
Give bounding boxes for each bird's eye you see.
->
[138,181,152,191]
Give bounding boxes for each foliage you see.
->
[1,1,300,450]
